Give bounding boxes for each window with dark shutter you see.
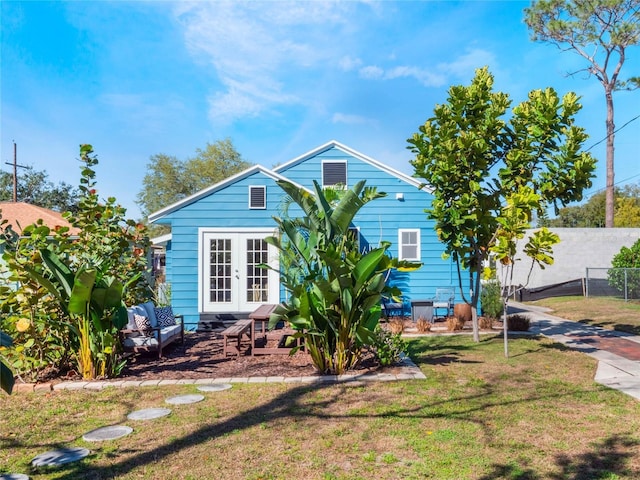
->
[322,161,347,188]
[249,186,266,209]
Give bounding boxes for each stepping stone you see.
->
[31,447,90,467]
[0,474,30,480]
[127,407,172,421]
[165,394,204,405]
[82,425,133,442]
[197,383,232,392]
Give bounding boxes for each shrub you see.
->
[388,317,405,334]
[416,317,432,333]
[608,239,640,299]
[479,316,493,329]
[446,316,465,331]
[507,314,530,331]
[481,280,504,319]
[370,326,407,367]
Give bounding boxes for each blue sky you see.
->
[2,1,639,220]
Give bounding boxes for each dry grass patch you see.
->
[528,296,640,334]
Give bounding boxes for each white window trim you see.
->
[248,185,266,209]
[398,229,421,261]
[322,160,347,189]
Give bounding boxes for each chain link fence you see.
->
[586,268,640,301]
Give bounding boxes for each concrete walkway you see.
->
[512,301,640,401]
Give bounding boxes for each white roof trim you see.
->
[151,233,172,245]
[274,140,431,191]
[148,165,305,223]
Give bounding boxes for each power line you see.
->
[585,113,640,152]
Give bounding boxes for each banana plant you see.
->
[24,248,132,379]
[267,179,421,374]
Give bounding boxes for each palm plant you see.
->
[267,180,420,375]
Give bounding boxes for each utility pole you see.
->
[5,142,28,202]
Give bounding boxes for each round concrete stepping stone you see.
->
[31,447,90,467]
[197,383,232,392]
[82,425,133,442]
[0,474,30,480]
[165,394,205,405]
[127,407,172,421]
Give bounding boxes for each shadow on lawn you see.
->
[478,434,640,480]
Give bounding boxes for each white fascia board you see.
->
[273,140,433,193]
[148,165,305,223]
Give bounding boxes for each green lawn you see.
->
[526,296,640,334]
[3,334,640,479]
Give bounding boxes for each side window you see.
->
[249,185,266,209]
[398,229,420,261]
[322,161,347,188]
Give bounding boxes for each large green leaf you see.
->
[39,248,75,297]
[68,269,97,315]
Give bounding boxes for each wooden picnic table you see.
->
[249,304,299,356]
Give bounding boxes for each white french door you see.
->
[200,229,279,312]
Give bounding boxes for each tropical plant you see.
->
[27,249,132,379]
[266,179,420,375]
[0,144,151,380]
[409,66,596,344]
[0,330,14,394]
[608,238,640,299]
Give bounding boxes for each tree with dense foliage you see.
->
[525,0,640,228]
[0,166,80,213]
[266,180,420,375]
[547,183,640,227]
[0,145,151,380]
[608,237,640,298]
[409,66,596,342]
[137,138,251,234]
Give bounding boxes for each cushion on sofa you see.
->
[155,306,175,328]
[134,314,153,336]
[126,305,147,330]
[159,324,182,343]
[141,301,159,327]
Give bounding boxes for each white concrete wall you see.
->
[501,228,640,289]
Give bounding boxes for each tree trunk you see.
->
[605,86,615,228]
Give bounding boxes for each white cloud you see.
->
[332,113,372,125]
[359,65,384,79]
[339,55,363,71]
[173,1,359,126]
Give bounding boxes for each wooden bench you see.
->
[222,319,252,357]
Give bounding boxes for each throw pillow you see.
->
[155,306,175,328]
[134,314,153,336]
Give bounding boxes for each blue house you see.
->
[149,141,464,331]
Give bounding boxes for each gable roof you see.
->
[273,140,428,191]
[0,202,80,234]
[148,165,297,223]
[148,141,430,224]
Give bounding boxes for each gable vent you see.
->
[322,161,347,188]
[249,186,266,209]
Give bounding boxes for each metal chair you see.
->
[432,287,455,319]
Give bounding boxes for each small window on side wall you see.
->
[322,161,347,188]
[399,229,420,261]
[249,185,266,209]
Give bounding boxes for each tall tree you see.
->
[136,138,251,230]
[0,166,80,212]
[525,0,640,228]
[409,66,596,342]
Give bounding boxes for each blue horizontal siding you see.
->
[162,146,470,329]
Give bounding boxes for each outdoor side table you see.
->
[411,300,433,323]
